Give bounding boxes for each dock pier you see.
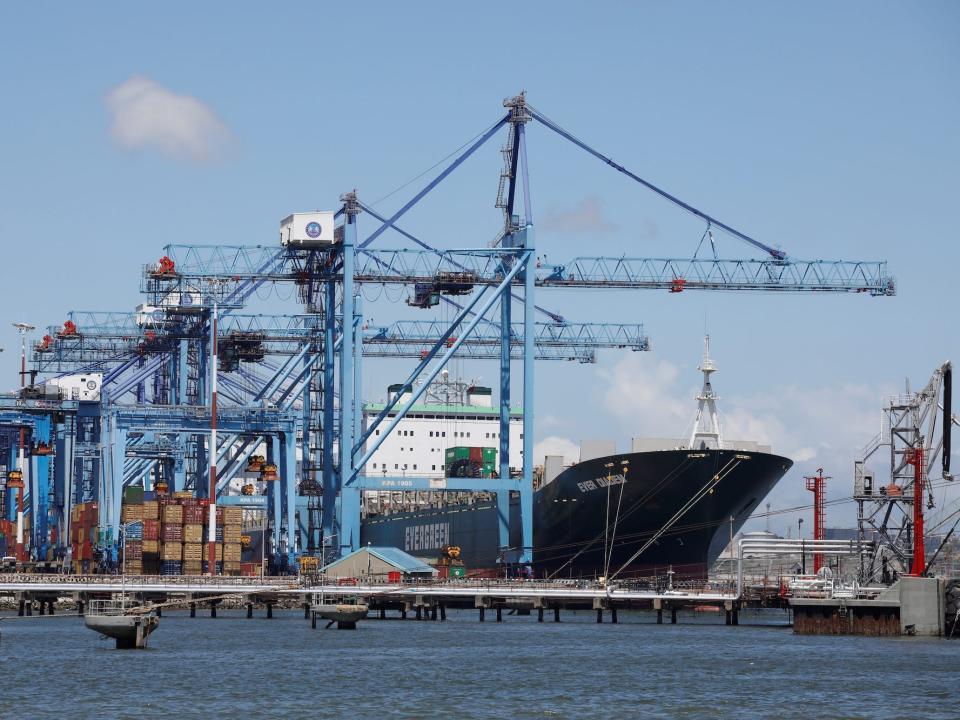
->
[2,572,951,638]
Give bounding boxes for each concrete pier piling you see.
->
[791,577,944,636]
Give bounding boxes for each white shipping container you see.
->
[280,212,336,247]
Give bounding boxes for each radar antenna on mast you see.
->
[689,336,723,450]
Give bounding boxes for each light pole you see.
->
[11,322,35,562]
[207,295,220,575]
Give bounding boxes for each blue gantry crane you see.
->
[0,93,893,571]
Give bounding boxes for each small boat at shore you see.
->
[311,593,368,629]
[84,598,159,649]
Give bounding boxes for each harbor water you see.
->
[1,609,957,718]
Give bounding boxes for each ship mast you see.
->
[689,335,723,450]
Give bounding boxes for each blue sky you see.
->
[1,2,957,535]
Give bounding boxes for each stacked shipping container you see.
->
[70,501,98,573]
[118,492,246,576]
[444,446,498,478]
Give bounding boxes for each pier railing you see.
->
[0,573,298,589]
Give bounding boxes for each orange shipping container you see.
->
[162,505,184,524]
[121,504,143,522]
[183,523,204,544]
[182,543,203,561]
[223,507,243,525]
[223,543,242,563]
[160,543,182,561]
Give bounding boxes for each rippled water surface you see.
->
[1,608,956,719]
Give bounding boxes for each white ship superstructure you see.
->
[361,374,523,480]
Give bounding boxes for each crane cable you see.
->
[546,456,695,579]
[526,102,786,260]
[607,457,741,581]
[604,467,628,580]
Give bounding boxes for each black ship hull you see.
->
[361,448,792,579]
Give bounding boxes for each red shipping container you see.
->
[76,541,92,561]
[161,524,184,542]
[387,571,402,583]
[125,541,143,560]
[143,519,160,541]
[184,505,206,524]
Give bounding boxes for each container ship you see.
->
[360,339,792,579]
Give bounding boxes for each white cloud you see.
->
[534,436,580,466]
[597,352,884,468]
[593,352,896,528]
[597,353,691,437]
[542,195,619,235]
[106,76,231,162]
